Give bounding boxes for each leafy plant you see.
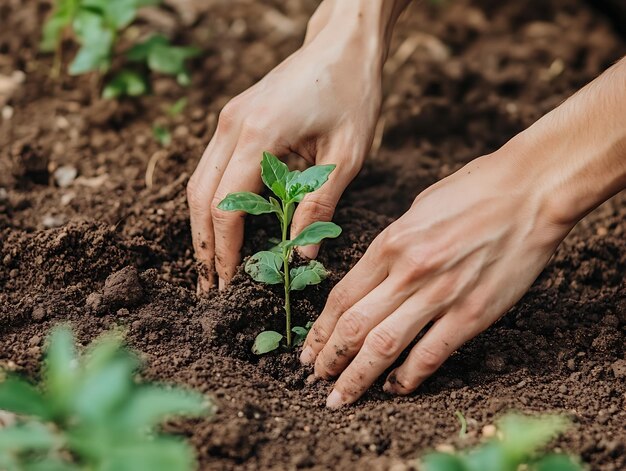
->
[0,325,210,470]
[218,152,341,354]
[41,0,200,98]
[420,413,583,471]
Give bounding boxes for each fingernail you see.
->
[297,245,319,260]
[300,346,315,365]
[326,389,344,409]
[218,278,225,290]
[383,381,393,394]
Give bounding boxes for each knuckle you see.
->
[327,284,352,315]
[365,328,402,359]
[298,193,336,222]
[404,245,440,279]
[238,119,269,145]
[413,344,444,374]
[217,100,240,132]
[336,309,367,345]
[186,177,207,212]
[210,195,238,225]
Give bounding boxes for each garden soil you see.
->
[1,0,625,469]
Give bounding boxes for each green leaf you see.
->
[176,70,192,87]
[499,414,570,462]
[167,97,188,116]
[152,125,171,147]
[261,152,288,199]
[119,386,209,430]
[148,44,201,75]
[0,422,57,452]
[289,260,328,291]
[422,453,467,471]
[24,457,79,471]
[218,192,277,215]
[534,454,582,471]
[285,221,341,248]
[45,326,79,415]
[245,251,283,285]
[252,331,283,355]
[99,438,196,471]
[0,378,49,418]
[291,322,313,347]
[286,164,335,202]
[40,0,79,51]
[463,443,510,471]
[103,70,148,99]
[126,35,169,62]
[68,10,114,75]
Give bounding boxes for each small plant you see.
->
[421,413,582,471]
[41,0,200,98]
[0,325,210,470]
[218,152,341,355]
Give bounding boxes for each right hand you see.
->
[187,1,386,292]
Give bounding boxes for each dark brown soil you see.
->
[1,0,625,470]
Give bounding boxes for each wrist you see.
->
[492,58,626,229]
[306,0,410,65]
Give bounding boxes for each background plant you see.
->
[218,152,341,355]
[0,325,210,470]
[41,0,200,98]
[421,413,582,471]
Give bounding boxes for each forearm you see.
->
[305,0,412,64]
[501,57,626,226]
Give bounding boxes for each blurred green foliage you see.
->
[0,326,210,471]
[41,0,200,98]
[421,413,583,471]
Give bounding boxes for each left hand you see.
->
[299,148,573,408]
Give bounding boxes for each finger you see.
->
[325,290,446,409]
[212,141,266,288]
[290,153,359,259]
[313,275,412,379]
[188,113,241,293]
[300,240,388,365]
[383,306,484,396]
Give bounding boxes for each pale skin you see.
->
[187,0,626,408]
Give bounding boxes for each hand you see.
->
[299,150,572,407]
[300,56,626,408]
[187,0,409,292]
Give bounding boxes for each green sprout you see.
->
[40,0,200,98]
[0,325,210,470]
[218,152,341,354]
[421,413,582,471]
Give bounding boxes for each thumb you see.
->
[290,163,355,259]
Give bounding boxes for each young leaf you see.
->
[148,44,201,75]
[245,251,283,284]
[100,438,196,471]
[289,260,328,291]
[286,164,336,202]
[422,453,466,471]
[0,378,49,418]
[261,152,289,199]
[535,454,582,471]
[119,386,209,430]
[285,221,342,248]
[291,322,313,347]
[45,326,79,414]
[40,0,79,52]
[103,70,149,99]
[0,422,57,452]
[218,193,277,215]
[153,125,172,147]
[252,331,283,355]
[167,97,188,117]
[69,11,114,75]
[499,414,570,462]
[126,35,170,62]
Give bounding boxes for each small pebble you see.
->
[54,165,78,188]
[31,306,46,321]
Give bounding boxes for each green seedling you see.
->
[0,325,210,470]
[41,0,200,98]
[421,413,582,471]
[218,152,341,354]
